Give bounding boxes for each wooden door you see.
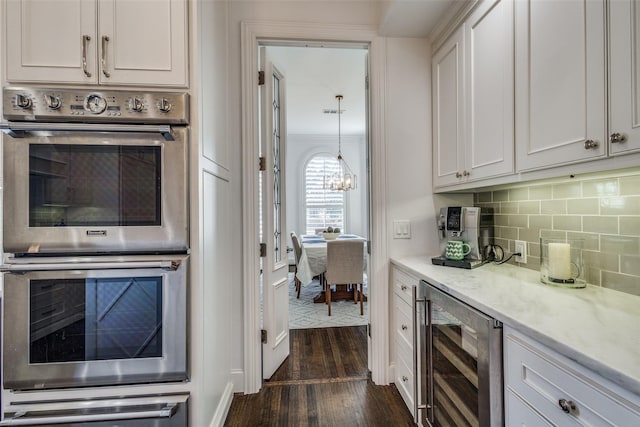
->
[98,0,188,87]
[260,47,290,380]
[5,0,97,83]
[515,0,606,171]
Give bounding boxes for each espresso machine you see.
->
[431,206,494,269]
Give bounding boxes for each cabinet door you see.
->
[432,25,466,188]
[5,0,97,83]
[98,0,188,87]
[609,0,640,155]
[465,0,514,181]
[515,0,606,171]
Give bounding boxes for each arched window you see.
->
[304,155,344,234]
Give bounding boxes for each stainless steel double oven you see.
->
[0,87,190,425]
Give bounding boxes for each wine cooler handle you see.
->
[414,292,432,424]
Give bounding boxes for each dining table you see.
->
[296,234,368,304]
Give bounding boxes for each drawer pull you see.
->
[402,376,408,382]
[558,399,576,414]
[401,324,408,331]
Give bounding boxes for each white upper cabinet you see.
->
[5,0,188,87]
[97,0,187,86]
[609,0,640,155]
[464,0,514,181]
[432,25,465,188]
[432,0,514,188]
[515,0,607,171]
[5,0,98,84]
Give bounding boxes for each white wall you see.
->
[191,0,235,425]
[286,134,368,239]
[384,37,471,260]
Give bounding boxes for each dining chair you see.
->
[290,232,302,298]
[324,240,365,316]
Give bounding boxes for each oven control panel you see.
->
[2,88,189,124]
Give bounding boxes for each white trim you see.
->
[208,381,235,427]
[241,21,388,393]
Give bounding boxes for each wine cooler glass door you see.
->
[426,283,503,427]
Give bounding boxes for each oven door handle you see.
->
[1,402,180,426]
[0,122,175,141]
[0,395,188,426]
[2,260,180,272]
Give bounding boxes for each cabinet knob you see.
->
[455,172,462,178]
[584,139,599,149]
[401,324,408,331]
[402,376,408,382]
[558,398,576,414]
[400,285,408,291]
[610,132,627,144]
[462,170,470,177]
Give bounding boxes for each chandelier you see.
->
[324,95,357,191]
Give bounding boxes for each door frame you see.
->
[241,21,389,394]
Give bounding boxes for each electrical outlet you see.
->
[514,240,527,264]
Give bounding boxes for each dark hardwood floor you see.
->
[224,326,416,427]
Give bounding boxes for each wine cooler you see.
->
[418,280,503,426]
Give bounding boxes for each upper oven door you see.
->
[2,128,188,255]
[2,256,188,391]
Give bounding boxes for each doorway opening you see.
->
[258,43,371,380]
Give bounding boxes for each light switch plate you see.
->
[393,220,411,239]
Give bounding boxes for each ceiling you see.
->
[265,46,368,136]
[263,0,462,136]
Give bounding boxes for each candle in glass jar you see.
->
[548,242,571,280]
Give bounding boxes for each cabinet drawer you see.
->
[505,331,640,426]
[395,338,415,412]
[394,294,413,351]
[392,268,417,305]
[506,390,553,426]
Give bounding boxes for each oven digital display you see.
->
[29,277,163,364]
[28,144,161,227]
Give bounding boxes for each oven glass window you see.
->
[29,277,163,363]
[29,144,161,227]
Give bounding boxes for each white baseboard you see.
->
[209,381,235,427]
[230,369,244,393]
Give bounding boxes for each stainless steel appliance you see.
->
[1,394,189,426]
[418,280,503,426]
[431,206,494,269]
[1,87,189,256]
[2,255,188,391]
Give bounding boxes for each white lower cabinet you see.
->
[504,326,640,426]
[391,266,419,419]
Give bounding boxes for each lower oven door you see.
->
[1,394,189,426]
[2,257,188,391]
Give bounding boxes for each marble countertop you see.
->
[391,255,640,397]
